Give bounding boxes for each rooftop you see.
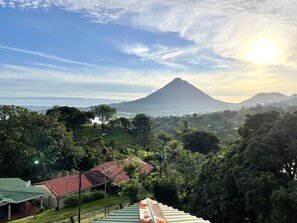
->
[0,178,44,204]
[92,198,210,223]
[35,170,106,197]
[91,158,154,185]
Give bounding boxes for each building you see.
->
[92,198,210,223]
[35,158,153,209]
[0,178,45,222]
[91,157,154,185]
[35,170,107,209]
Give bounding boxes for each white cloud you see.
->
[121,43,185,68]
[2,0,297,102]
[0,45,98,67]
[3,0,297,68]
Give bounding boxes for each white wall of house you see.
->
[35,184,58,209]
[35,184,93,209]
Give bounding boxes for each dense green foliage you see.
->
[0,105,83,179]
[190,111,297,223]
[132,113,154,149]
[183,130,220,154]
[46,106,93,131]
[2,103,297,223]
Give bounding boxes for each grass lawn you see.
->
[76,124,136,147]
[12,195,128,223]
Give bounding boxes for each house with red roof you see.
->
[90,157,154,185]
[35,170,107,209]
[35,157,153,209]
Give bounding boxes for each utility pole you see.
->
[50,173,53,208]
[104,173,107,217]
[78,172,82,223]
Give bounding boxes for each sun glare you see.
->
[248,40,278,64]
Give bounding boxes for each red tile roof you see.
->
[91,158,154,185]
[35,170,106,197]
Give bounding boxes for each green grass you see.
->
[77,124,136,147]
[12,195,128,223]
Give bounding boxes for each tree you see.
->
[46,106,90,131]
[234,112,297,222]
[120,174,149,204]
[153,176,180,207]
[189,149,246,223]
[91,104,116,126]
[0,105,84,180]
[175,119,194,141]
[190,111,297,223]
[118,117,131,129]
[184,130,220,154]
[132,114,153,149]
[120,162,149,204]
[157,131,172,174]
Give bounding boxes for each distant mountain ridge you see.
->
[239,92,289,107]
[2,78,296,116]
[113,78,234,116]
[239,92,297,107]
[113,78,297,116]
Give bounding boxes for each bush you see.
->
[92,190,105,200]
[81,193,93,203]
[64,194,78,207]
[64,191,106,207]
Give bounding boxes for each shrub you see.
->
[81,193,93,203]
[92,190,105,200]
[64,194,78,207]
[64,191,106,207]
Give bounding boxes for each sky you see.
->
[1,0,297,105]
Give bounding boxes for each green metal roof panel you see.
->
[92,200,210,223]
[93,204,139,223]
[0,178,45,204]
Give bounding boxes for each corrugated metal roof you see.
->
[35,170,107,197]
[92,204,139,223]
[0,178,45,204]
[91,158,154,185]
[159,204,210,223]
[91,198,210,223]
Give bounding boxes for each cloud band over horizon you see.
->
[1,0,297,103]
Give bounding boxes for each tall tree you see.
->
[91,104,116,127]
[132,114,153,149]
[157,131,172,174]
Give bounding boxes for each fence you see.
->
[56,203,127,223]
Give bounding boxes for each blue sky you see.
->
[1,0,297,104]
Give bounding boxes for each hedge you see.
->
[64,190,106,207]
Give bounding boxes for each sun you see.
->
[248,40,278,64]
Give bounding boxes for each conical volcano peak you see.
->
[172,77,184,82]
[113,78,232,115]
[169,77,187,85]
[164,77,192,89]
